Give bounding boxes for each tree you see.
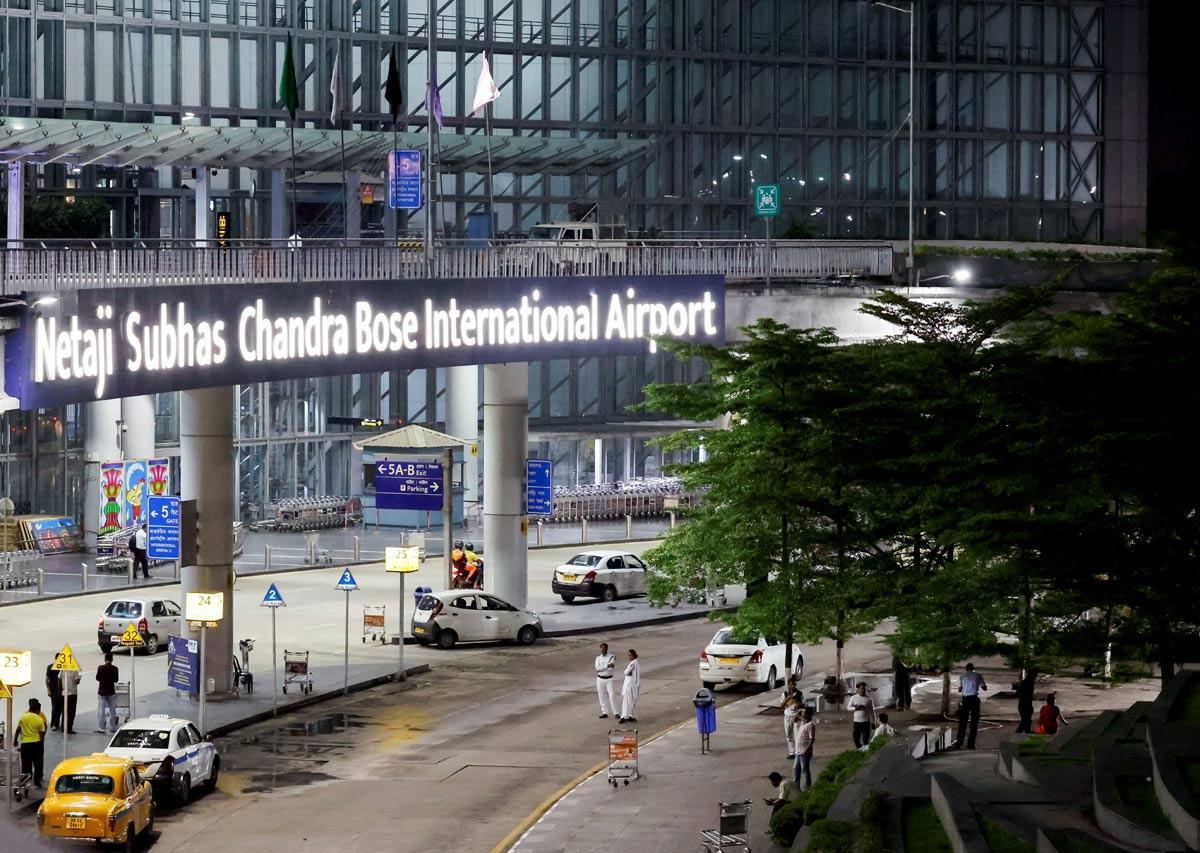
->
[18,197,112,239]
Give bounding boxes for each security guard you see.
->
[594,642,616,718]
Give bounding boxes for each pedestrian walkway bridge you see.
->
[0,238,895,293]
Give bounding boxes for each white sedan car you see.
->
[699,628,804,690]
[104,715,219,805]
[551,550,649,603]
[411,590,543,649]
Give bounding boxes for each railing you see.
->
[0,239,894,293]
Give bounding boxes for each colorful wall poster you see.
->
[29,518,84,554]
[147,458,170,497]
[99,462,125,536]
[123,459,149,528]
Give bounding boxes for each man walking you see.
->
[17,698,47,788]
[594,642,616,719]
[955,662,987,749]
[132,522,149,578]
[848,682,875,748]
[792,708,816,790]
[64,667,81,734]
[45,660,64,732]
[95,653,120,734]
[780,675,804,758]
[1015,667,1038,733]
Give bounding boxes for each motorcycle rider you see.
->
[463,542,482,588]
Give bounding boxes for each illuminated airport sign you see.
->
[4,275,725,408]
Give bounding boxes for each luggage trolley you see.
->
[362,605,387,644]
[113,681,132,724]
[1,723,33,803]
[700,801,753,853]
[282,649,313,694]
[607,728,639,787]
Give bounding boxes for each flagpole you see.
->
[485,100,496,239]
[335,44,349,241]
[425,0,436,271]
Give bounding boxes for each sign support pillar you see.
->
[271,607,278,716]
[483,363,528,607]
[198,625,207,733]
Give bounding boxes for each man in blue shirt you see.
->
[954,662,987,749]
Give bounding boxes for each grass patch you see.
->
[1016,735,1049,755]
[1040,828,1121,853]
[856,791,887,853]
[1182,761,1200,803]
[769,738,890,847]
[902,801,952,853]
[1176,678,1200,724]
[1115,775,1176,835]
[981,817,1036,853]
[914,244,1160,263]
[805,819,855,853]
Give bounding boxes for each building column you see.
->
[6,161,24,241]
[194,168,210,243]
[623,435,634,481]
[446,365,479,505]
[346,172,362,239]
[483,363,528,607]
[180,387,235,696]
[120,396,156,461]
[84,399,123,551]
[593,438,604,485]
[270,169,286,241]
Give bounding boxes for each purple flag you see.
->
[427,64,444,130]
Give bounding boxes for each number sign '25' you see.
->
[185,592,225,622]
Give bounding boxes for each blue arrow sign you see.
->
[388,149,423,210]
[261,583,285,608]
[335,568,359,591]
[146,495,181,561]
[374,460,444,511]
[526,459,553,516]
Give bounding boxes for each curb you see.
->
[542,604,731,638]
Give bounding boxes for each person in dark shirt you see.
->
[95,653,120,734]
[44,662,64,732]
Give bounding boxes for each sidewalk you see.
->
[510,687,875,852]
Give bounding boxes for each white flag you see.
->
[471,55,501,115]
[330,44,342,124]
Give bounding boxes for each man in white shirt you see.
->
[764,771,796,814]
[594,642,616,719]
[132,523,149,578]
[847,682,875,748]
[955,662,987,749]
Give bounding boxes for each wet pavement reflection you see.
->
[224,712,375,793]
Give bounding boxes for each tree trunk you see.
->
[1019,566,1033,669]
[941,670,952,718]
[783,510,793,673]
[1158,629,1176,687]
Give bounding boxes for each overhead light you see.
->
[798,179,806,186]
[951,268,972,284]
[938,210,947,217]
[732,154,744,161]
[183,112,197,120]
[33,296,58,307]
[1089,185,1097,194]
[722,171,730,179]
[842,172,852,181]
[760,153,767,160]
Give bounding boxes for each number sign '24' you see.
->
[185,592,225,622]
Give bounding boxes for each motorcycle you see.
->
[451,558,484,590]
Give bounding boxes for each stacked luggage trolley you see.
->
[0,550,39,589]
[548,477,702,522]
[250,496,363,532]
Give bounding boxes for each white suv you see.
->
[105,715,219,805]
[551,550,649,603]
[97,598,183,655]
[699,628,804,690]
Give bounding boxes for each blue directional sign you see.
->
[147,495,181,561]
[526,459,553,516]
[375,459,444,511]
[261,583,285,608]
[167,635,199,693]
[335,568,359,591]
[388,149,423,210]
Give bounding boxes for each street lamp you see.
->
[871,0,916,285]
[918,267,972,286]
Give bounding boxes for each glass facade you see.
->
[0,0,1145,242]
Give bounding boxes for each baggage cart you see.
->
[362,605,387,644]
[113,681,131,724]
[282,649,313,694]
[606,728,639,787]
[700,800,753,852]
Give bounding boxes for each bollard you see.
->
[536,520,544,546]
[353,536,361,561]
[127,555,134,586]
[625,514,633,539]
[669,511,677,529]
[37,568,44,596]
[81,561,88,590]
[265,545,272,573]
[581,518,588,543]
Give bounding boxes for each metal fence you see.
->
[0,239,894,293]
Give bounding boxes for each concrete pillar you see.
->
[483,363,528,607]
[6,161,24,241]
[623,435,634,481]
[270,169,286,241]
[384,203,397,240]
[194,168,210,243]
[446,365,479,504]
[346,172,362,239]
[84,399,123,551]
[180,387,235,696]
[120,396,156,460]
[593,438,604,485]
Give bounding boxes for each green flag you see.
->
[279,33,300,120]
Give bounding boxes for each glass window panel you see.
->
[65,24,87,101]
[1017,73,1040,131]
[125,30,147,103]
[837,0,860,58]
[809,0,832,57]
[239,37,258,109]
[808,137,831,196]
[808,67,831,128]
[1017,140,1039,199]
[779,64,803,126]
[153,31,173,104]
[1017,4,1040,64]
[956,139,977,198]
[983,141,1009,199]
[956,72,977,131]
[522,55,542,120]
[181,34,201,105]
[837,67,859,130]
[866,69,888,130]
[983,3,1010,63]
[956,2,977,61]
[211,35,231,108]
[983,73,1009,131]
[548,360,570,418]
[95,27,116,101]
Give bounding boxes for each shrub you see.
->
[806,819,856,853]
[856,791,888,853]
[769,740,892,846]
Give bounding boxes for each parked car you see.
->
[411,590,542,650]
[551,550,649,603]
[104,715,219,806]
[698,627,804,690]
[37,754,153,851]
[98,597,183,655]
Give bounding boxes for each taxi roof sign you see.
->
[335,567,359,591]
[52,643,80,672]
[118,622,146,647]
[261,582,286,607]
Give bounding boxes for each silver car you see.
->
[97,597,183,655]
[551,550,649,603]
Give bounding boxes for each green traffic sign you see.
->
[754,184,781,217]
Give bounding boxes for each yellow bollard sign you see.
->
[52,644,80,672]
[118,622,146,647]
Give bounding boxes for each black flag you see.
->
[384,46,403,124]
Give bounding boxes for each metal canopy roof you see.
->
[0,117,652,176]
[354,424,472,453]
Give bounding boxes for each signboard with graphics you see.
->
[754,184,781,217]
[147,495,181,560]
[123,459,148,527]
[5,276,725,408]
[526,459,553,516]
[167,635,199,693]
[388,149,422,209]
[374,459,444,512]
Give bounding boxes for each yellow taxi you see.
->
[37,753,154,851]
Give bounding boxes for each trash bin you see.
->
[413,586,432,611]
[693,687,717,753]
